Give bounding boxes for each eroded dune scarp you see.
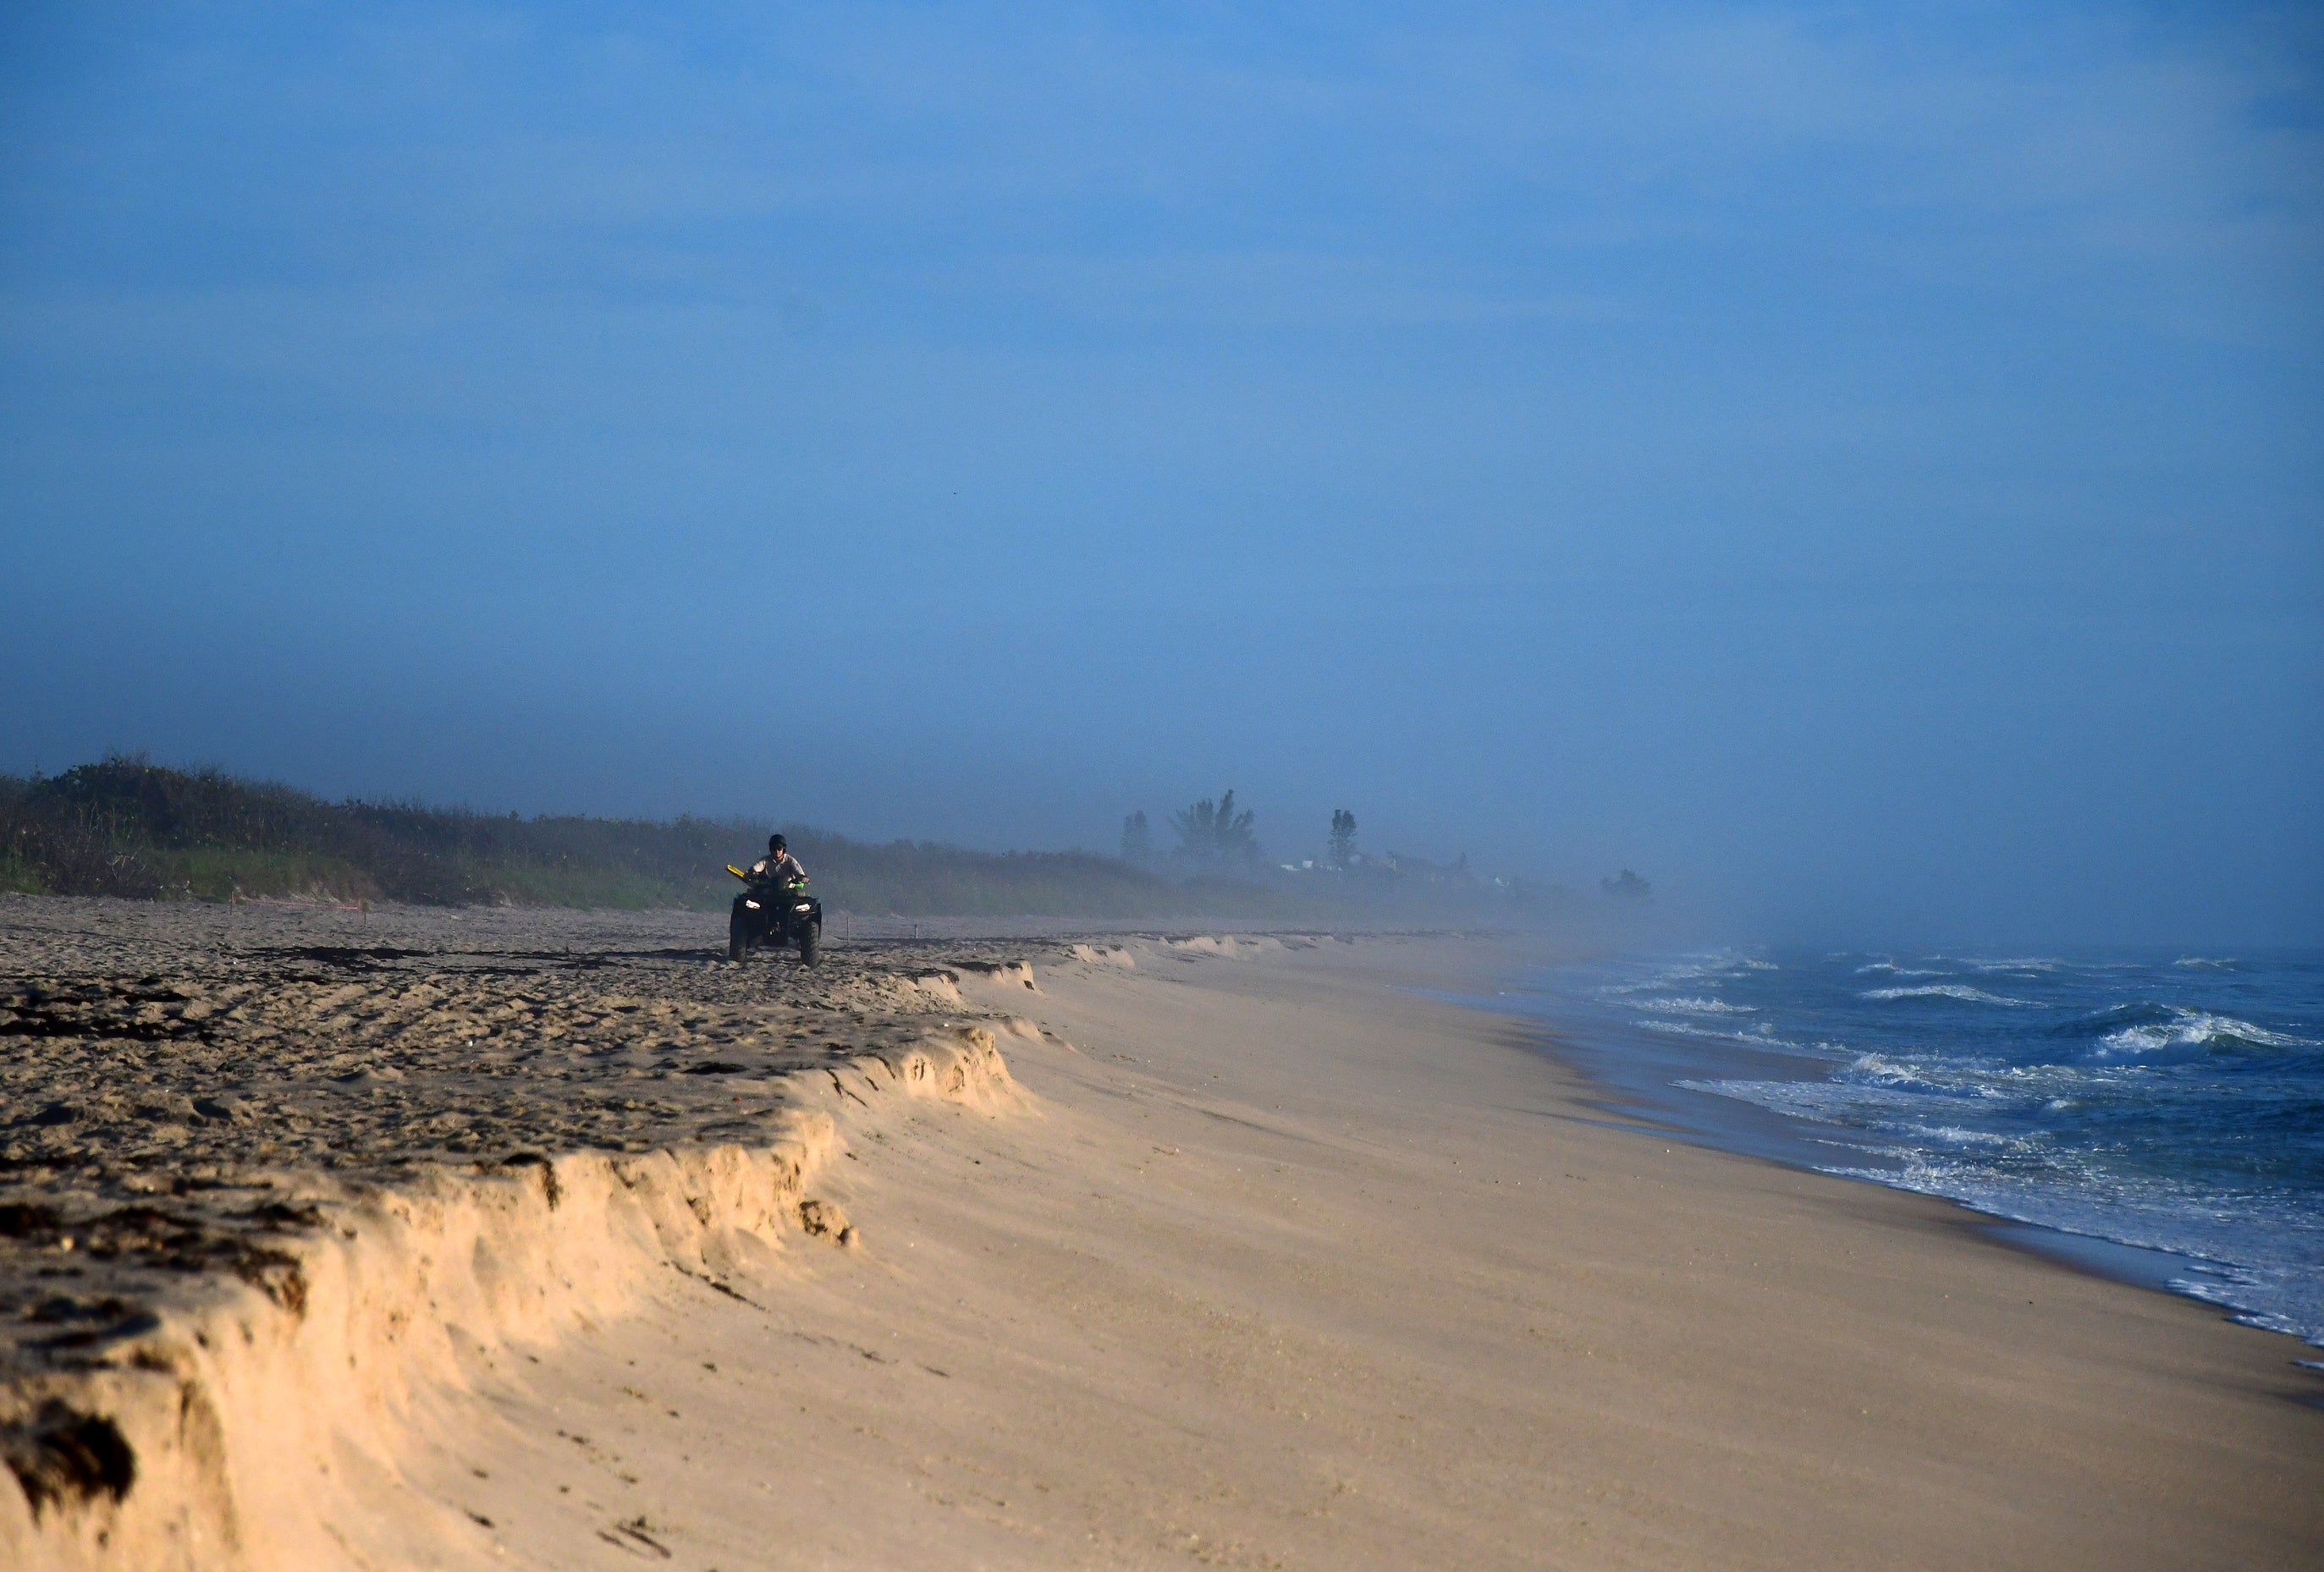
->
[0,899,1038,1570]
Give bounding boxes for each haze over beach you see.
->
[3,2,2317,945]
[3,5,2322,1570]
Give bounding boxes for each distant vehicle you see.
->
[727,863,822,966]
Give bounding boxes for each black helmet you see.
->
[769,833,786,853]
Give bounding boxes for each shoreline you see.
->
[5,908,2320,1567]
[1502,1005,2305,1358]
[1472,957,2324,1356]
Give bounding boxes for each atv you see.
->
[726,864,823,965]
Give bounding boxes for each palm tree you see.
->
[1170,790,1259,870]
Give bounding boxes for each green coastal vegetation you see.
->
[0,758,1569,920]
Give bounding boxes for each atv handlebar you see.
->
[728,864,807,889]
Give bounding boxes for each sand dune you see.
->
[0,900,1028,1569]
[4,904,2319,1568]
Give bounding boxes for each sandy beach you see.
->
[3,900,2319,1569]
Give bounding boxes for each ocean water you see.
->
[1501,950,2324,1346]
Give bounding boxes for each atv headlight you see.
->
[744,899,760,910]
[793,902,812,913]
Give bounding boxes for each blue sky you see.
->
[3,2,2318,943]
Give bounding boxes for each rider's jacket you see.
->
[747,851,807,887]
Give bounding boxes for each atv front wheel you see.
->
[728,906,749,964]
[797,922,818,967]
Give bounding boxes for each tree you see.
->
[1170,789,1259,870]
[1328,808,1357,870]
[1120,810,1150,866]
[1601,869,1652,901]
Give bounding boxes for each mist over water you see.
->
[2,4,2319,945]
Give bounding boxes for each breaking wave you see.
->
[2096,1009,2314,1056]
[1860,984,2035,1007]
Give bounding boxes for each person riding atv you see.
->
[728,834,823,965]
[748,834,807,890]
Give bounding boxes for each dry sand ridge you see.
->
[0,899,1065,1569]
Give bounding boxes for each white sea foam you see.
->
[1635,995,1755,1015]
[1603,959,1754,996]
[1859,984,2036,1007]
[1844,1052,2014,1099]
[1677,1075,1930,1124]
[2173,957,2239,970]
[1906,1124,2019,1147]
[1635,1019,1812,1053]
